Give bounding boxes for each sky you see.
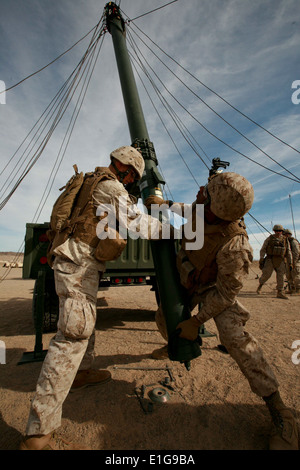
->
[0,0,300,260]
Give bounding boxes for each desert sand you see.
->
[0,257,299,451]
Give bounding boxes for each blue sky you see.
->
[0,0,300,259]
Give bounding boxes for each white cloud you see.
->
[273,189,300,203]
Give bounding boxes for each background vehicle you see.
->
[23,222,160,333]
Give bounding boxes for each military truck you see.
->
[23,222,160,333]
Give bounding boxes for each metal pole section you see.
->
[105,3,201,368]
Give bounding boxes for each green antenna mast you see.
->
[104,2,201,369]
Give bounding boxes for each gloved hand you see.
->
[144,195,168,210]
[176,315,202,342]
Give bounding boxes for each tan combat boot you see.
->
[20,432,90,450]
[70,368,111,392]
[277,290,289,299]
[151,344,168,360]
[264,391,299,450]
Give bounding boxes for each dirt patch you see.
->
[0,260,299,450]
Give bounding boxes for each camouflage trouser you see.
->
[26,256,101,436]
[258,257,286,291]
[156,295,278,398]
[286,261,300,290]
[212,302,278,397]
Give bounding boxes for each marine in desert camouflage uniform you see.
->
[21,146,163,450]
[284,228,300,294]
[257,224,292,299]
[146,172,298,451]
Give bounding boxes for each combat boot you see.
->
[264,391,299,450]
[256,284,263,294]
[277,290,289,299]
[151,344,168,360]
[70,368,111,392]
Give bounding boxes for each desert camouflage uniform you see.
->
[157,231,279,398]
[258,234,292,291]
[26,257,100,435]
[26,177,162,436]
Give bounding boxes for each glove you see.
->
[144,195,168,210]
[176,315,202,342]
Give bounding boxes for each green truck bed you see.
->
[23,222,157,283]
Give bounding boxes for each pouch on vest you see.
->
[266,237,286,257]
[272,245,285,257]
[94,227,127,262]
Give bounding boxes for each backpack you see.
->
[46,165,127,267]
[48,165,84,236]
[46,165,84,265]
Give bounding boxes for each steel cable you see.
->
[127,21,300,184]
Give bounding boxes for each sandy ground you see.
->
[0,257,299,452]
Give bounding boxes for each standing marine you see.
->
[20,145,162,450]
[257,224,292,299]
[284,228,300,294]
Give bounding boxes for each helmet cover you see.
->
[110,146,145,180]
[207,172,254,221]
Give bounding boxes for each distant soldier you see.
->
[284,228,300,294]
[257,224,292,299]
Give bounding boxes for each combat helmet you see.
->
[206,172,254,221]
[110,146,145,180]
[284,228,292,235]
[273,224,284,231]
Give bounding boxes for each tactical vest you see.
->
[177,216,249,287]
[266,234,287,258]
